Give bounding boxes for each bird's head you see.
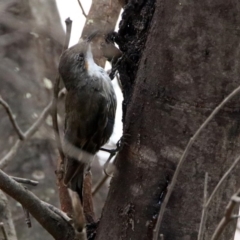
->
[58,38,95,90]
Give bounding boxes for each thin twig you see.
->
[63,18,72,51]
[205,155,240,208]
[52,18,72,165]
[92,174,109,196]
[0,96,25,140]
[0,222,8,240]
[103,151,116,177]
[197,154,240,239]
[198,172,208,240]
[210,188,240,240]
[0,102,52,169]
[77,0,87,18]
[22,206,31,228]
[11,176,38,186]
[153,85,240,240]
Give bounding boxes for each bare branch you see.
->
[64,18,72,51]
[11,176,38,186]
[205,155,240,208]
[0,96,25,140]
[210,188,240,240]
[92,174,109,196]
[0,102,52,169]
[52,18,72,164]
[0,168,75,240]
[52,19,74,217]
[153,85,240,240]
[198,172,208,240]
[77,0,88,18]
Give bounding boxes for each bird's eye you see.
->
[78,54,84,62]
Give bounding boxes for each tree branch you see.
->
[198,172,208,240]
[211,188,240,240]
[77,0,87,18]
[0,169,75,240]
[0,96,25,140]
[0,101,52,169]
[52,18,72,164]
[52,18,73,215]
[153,85,240,240]
[205,154,240,208]
[11,176,38,186]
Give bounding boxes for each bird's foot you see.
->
[100,133,130,176]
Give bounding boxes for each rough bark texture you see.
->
[96,1,240,240]
[0,0,64,239]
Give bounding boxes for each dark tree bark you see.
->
[96,1,240,240]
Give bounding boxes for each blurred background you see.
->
[0,0,122,239]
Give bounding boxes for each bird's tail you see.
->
[63,157,85,203]
[69,168,84,203]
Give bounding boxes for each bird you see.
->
[58,37,117,202]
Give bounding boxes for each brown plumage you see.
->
[58,38,117,201]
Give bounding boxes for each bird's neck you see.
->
[85,45,103,78]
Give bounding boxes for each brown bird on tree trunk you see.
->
[58,37,117,202]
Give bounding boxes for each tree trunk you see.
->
[96,1,240,240]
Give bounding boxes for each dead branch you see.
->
[196,154,240,239]
[92,174,109,196]
[210,188,240,240]
[52,18,75,218]
[0,96,25,140]
[77,0,87,18]
[52,18,72,164]
[153,85,240,240]
[11,176,38,186]
[205,154,240,208]
[0,168,75,240]
[0,101,52,169]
